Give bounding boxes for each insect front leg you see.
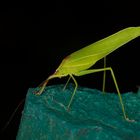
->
[35,79,49,95]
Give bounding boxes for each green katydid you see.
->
[36,27,140,121]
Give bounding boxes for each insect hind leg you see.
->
[75,67,134,122]
[102,57,106,93]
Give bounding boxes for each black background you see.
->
[0,2,140,139]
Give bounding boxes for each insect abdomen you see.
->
[64,27,140,67]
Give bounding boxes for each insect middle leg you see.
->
[67,74,78,109]
[63,76,71,91]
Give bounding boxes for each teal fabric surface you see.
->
[16,84,140,140]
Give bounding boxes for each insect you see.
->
[36,27,140,121]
